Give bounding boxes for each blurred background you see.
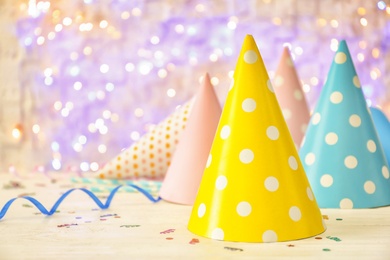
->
[0,0,389,174]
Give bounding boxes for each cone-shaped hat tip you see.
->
[338,39,347,49]
[203,73,211,83]
[244,34,256,44]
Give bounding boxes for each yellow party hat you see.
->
[188,35,325,243]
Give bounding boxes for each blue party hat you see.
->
[370,107,390,166]
[300,40,390,209]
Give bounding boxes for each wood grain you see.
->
[0,173,389,259]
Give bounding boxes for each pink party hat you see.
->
[273,47,310,147]
[97,100,193,179]
[159,74,222,205]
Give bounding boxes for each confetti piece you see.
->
[326,236,342,242]
[100,214,117,218]
[18,193,36,197]
[22,204,33,208]
[76,216,82,219]
[57,223,78,228]
[160,229,175,234]
[120,225,140,228]
[100,218,107,221]
[336,218,343,221]
[287,244,295,247]
[323,248,331,252]
[189,238,199,244]
[59,184,74,188]
[0,185,161,220]
[11,181,23,188]
[315,237,323,240]
[224,247,243,252]
[91,187,103,192]
[322,215,329,220]
[3,181,25,189]
[166,237,174,240]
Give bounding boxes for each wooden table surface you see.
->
[0,173,389,260]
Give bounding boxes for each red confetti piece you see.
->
[160,229,175,234]
[4,181,25,189]
[57,223,78,228]
[189,238,199,244]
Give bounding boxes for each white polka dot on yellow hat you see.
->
[300,40,390,209]
[188,35,325,243]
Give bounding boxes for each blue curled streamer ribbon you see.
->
[0,185,161,220]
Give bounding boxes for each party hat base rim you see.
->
[311,174,390,209]
[160,193,193,205]
[187,226,327,243]
[319,202,390,209]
